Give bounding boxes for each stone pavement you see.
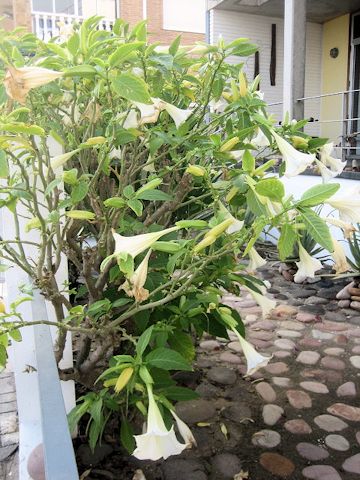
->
[0,368,19,479]
[185,265,360,479]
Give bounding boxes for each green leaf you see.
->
[127,198,143,216]
[242,150,254,173]
[120,419,135,454]
[163,386,199,401]
[109,42,144,67]
[104,197,126,208]
[62,168,78,185]
[175,220,208,229]
[0,344,7,368]
[152,241,182,253]
[9,329,22,342]
[228,43,258,57]
[64,65,98,77]
[146,347,192,371]
[169,35,181,56]
[299,207,333,251]
[278,224,297,261]
[45,178,62,196]
[1,123,45,136]
[308,137,329,150]
[0,150,9,178]
[71,180,88,203]
[255,178,285,202]
[298,183,340,207]
[136,190,172,201]
[168,332,195,362]
[112,298,132,308]
[136,325,154,356]
[123,185,134,199]
[135,178,162,196]
[112,73,152,104]
[246,189,266,215]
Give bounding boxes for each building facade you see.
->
[0,0,206,44]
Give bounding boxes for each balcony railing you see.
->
[32,12,114,42]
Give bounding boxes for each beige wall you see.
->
[0,0,31,31]
[320,14,350,144]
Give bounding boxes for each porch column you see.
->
[283,0,306,120]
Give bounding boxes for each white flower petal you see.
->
[164,103,193,129]
[272,130,315,177]
[331,237,350,274]
[247,247,267,271]
[294,243,322,283]
[233,330,271,376]
[123,110,139,129]
[245,286,276,318]
[326,186,360,224]
[170,410,197,448]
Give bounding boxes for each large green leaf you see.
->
[255,178,285,201]
[120,419,135,454]
[64,65,98,77]
[146,347,192,371]
[136,325,154,357]
[109,42,144,67]
[278,224,297,261]
[299,207,333,251]
[112,73,152,104]
[71,180,88,203]
[0,150,9,178]
[246,189,266,215]
[298,183,340,207]
[136,189,172,201]
[168,331,195,362]
[163,386,199,401]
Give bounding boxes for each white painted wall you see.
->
[163,0,206,33]
[82,0,116,18]
[209,9,322,136]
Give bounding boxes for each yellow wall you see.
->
[320,14,350,143]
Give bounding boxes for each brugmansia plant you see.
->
[0,17,355,458]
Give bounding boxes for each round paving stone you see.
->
[259,453,295,478]
[273,350,292,359]
[255,382,277,403]
[296,351,320,365]
[221,403,252,424]
[356,431,360,445]
[314,414,348,432]
[342,453,360,474]
[286,389,312,409]
[207,366,237,385]
[262,404,284,426]
[279,320,305,331]
[325,434,350,451]
[251,429,281,448]
[272,377,292,388]
[350,355,360,368]
[299,381,329,394]
[219,352,242,365]
[323,347,345,356]
[228,341,242,353]
[352,345,360,353]
[276,329,302,338]
[312,329,334,340]
[274,339,296,350]
[265,362,289,374]
[162,459,207,480]
[199,340,221,351]
[327,403,360,421]
[284,419,312,434]
[302,465,342,480]
[320,356,346,371]
[175,399,216,424]
[211,453,242,479]
[336,381,356,397]
[296,442,329,461]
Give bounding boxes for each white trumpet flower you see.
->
[112,226,179,260]
[163,103,193,129]
[120,250,152,302]
[209,97,228,113]
[331,237,350,274]
[251,128,270,148]
[4,66,63,104]
[133,386,186,461]
[247,247,267,271]
[271,130,315,177]
[134,98,162,124]
[325,217,356,239]
[315,159,339,183]
[232,328,271,376]
[123,109,139,129]
[326,186,360,224]
[218,203,244,234]
[294,243,322,283]
[244,286,276,318]
[320,143,346,179]
[50,149,79,170]
[170,410,197,448]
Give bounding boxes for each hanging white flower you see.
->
[251,128,270,148]
[271,130,315,177]
[244,286,276,318]
[123,109,139,129]
[112,226,179,259]
[170,410,197,448]
[133,386,186,461]
[294,242,322,283]
[326,186,360,224]
[232,329,271,376]
[320,143,346,177]
[325,217,356,239]
[218,203,244,234]
[247,247,267,271]
[120,250,152,302]
[209,97,228,113]
[163,103,193,129]
[331,237,350,274]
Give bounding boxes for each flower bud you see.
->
[186,165,206,177]
[220,137,240,152]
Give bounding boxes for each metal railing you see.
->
[269,89,360,165]
[32,12,114,41]
[32,289,79,479]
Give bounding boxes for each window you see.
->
[162,0,206,34]
[32,0,81,15]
